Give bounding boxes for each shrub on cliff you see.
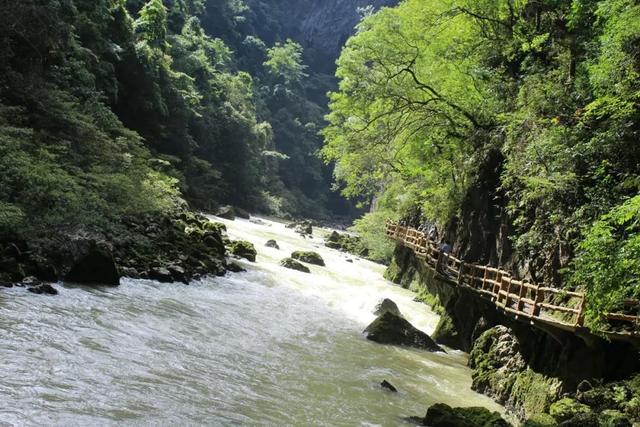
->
[570,195,640,331]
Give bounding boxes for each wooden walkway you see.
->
[385,220,639,341]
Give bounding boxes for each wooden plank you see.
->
[606,313,639,323]
[539,303,580,314]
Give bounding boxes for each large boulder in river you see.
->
[280,258,310,273]
[215,205,236,220]
[229,241,257,262]
[364,312,444,352]
[374,298,401,316]
[65,243,120,286]
[291,251,325,266]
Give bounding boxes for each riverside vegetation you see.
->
[0,0,365,287]
[322,0,640,425]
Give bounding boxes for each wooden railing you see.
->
[385,220,638,338]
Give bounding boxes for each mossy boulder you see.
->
[469,326,561,418]
[364,311,444,352]
[550,398,591,423]
[280,257,311,273]
[420,403,510,427]
[229,241,257,262]
[291,251,325,266]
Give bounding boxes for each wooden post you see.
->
[532,286,543,317]
[505,277,512,308]
[458,262,465,286]
[517,282,525,313]
[576,295,586,327]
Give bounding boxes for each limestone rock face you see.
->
[363,311,444,352]
[278,0,399,63]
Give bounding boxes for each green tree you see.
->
[264,39,308,85]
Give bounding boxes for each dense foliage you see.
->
[0,0,358,240]
[322,0,640,328]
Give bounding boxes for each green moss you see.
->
[523,413,557,427]
[280,257,310,273]
[383,258,404,283]
[549,398,591,422]
[424,403,511,427]
[291,251,325,266]
[229,240,257,262]
[599,410,632,427]
[512,370,561,418]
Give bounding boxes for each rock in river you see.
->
[280,258,311,273]
[373,298,401,317]
[229,241,257,262]
[291,251,325,266]
[65,243,120,286]
[215,205,236,220]
[380,380,398,392]
[364,312,444,352]
[265,240,280,249]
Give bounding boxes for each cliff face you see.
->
[249,0,398,71]
[289,0,399,58]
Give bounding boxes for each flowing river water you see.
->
[0,217,503,426]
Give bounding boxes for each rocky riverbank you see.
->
[0,208,230,290]
[386,244,640,426]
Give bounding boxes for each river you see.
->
[0,216,503,426]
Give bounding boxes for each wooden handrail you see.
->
[384,220,638,336]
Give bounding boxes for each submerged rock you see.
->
[373,298,401,317]
[291,251,325,266]
[380,380,398,392]
[265,240,280,249]
[27,283,58,295]
[363,312,444,352]
[229,241,257,262]
[65,243,120,286]
[280,258,310,273]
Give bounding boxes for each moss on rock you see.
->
[280,258,310,273]
[524,414,557,427]
[364,311,444,352]
[549,398,591,423]
[291,251,325,266]
[229,240,257,262]
[422,403,511,427]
